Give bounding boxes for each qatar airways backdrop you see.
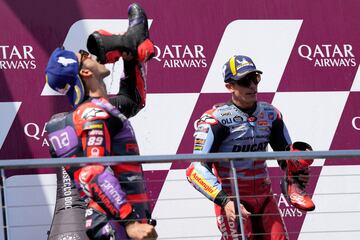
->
[1,0,360,239]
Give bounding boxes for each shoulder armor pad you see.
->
[77,105,110,121]
[198,108,218,125]
[73,102,110,128]
[46,112,79,158]
[46,112,69,133]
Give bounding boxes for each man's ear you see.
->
[79,68,92,78]
[225,82,235,92]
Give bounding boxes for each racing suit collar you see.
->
[230,100,257,116]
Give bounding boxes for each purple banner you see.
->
[1,1,360,239]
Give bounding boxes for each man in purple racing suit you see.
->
[45,46,157,239]
[45,3,157,240]
[186,55,313,240]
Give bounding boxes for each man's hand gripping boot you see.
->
[280,141,316,211]
[86,3,154,64]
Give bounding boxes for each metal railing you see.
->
[0,150,360,240]
[1,149,360,168]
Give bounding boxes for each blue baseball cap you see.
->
[222,55,262,82]
[45,47,85,108]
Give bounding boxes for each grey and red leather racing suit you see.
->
[47,97,151,240]
[186,101,291,240]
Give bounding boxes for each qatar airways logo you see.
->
[298,44,356,67]
[24,121,50,147]
[351,116,360,131]
[0,45,37,70]
[153,44,207,68]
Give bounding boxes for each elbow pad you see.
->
[78,165,133,220]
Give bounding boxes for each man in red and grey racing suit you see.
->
[186,55,294,240]
[187,101,290,240]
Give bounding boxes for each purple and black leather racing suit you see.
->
[47,97,150,240]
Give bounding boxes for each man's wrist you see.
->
[123,207,141,226]
[214,190,230,208]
